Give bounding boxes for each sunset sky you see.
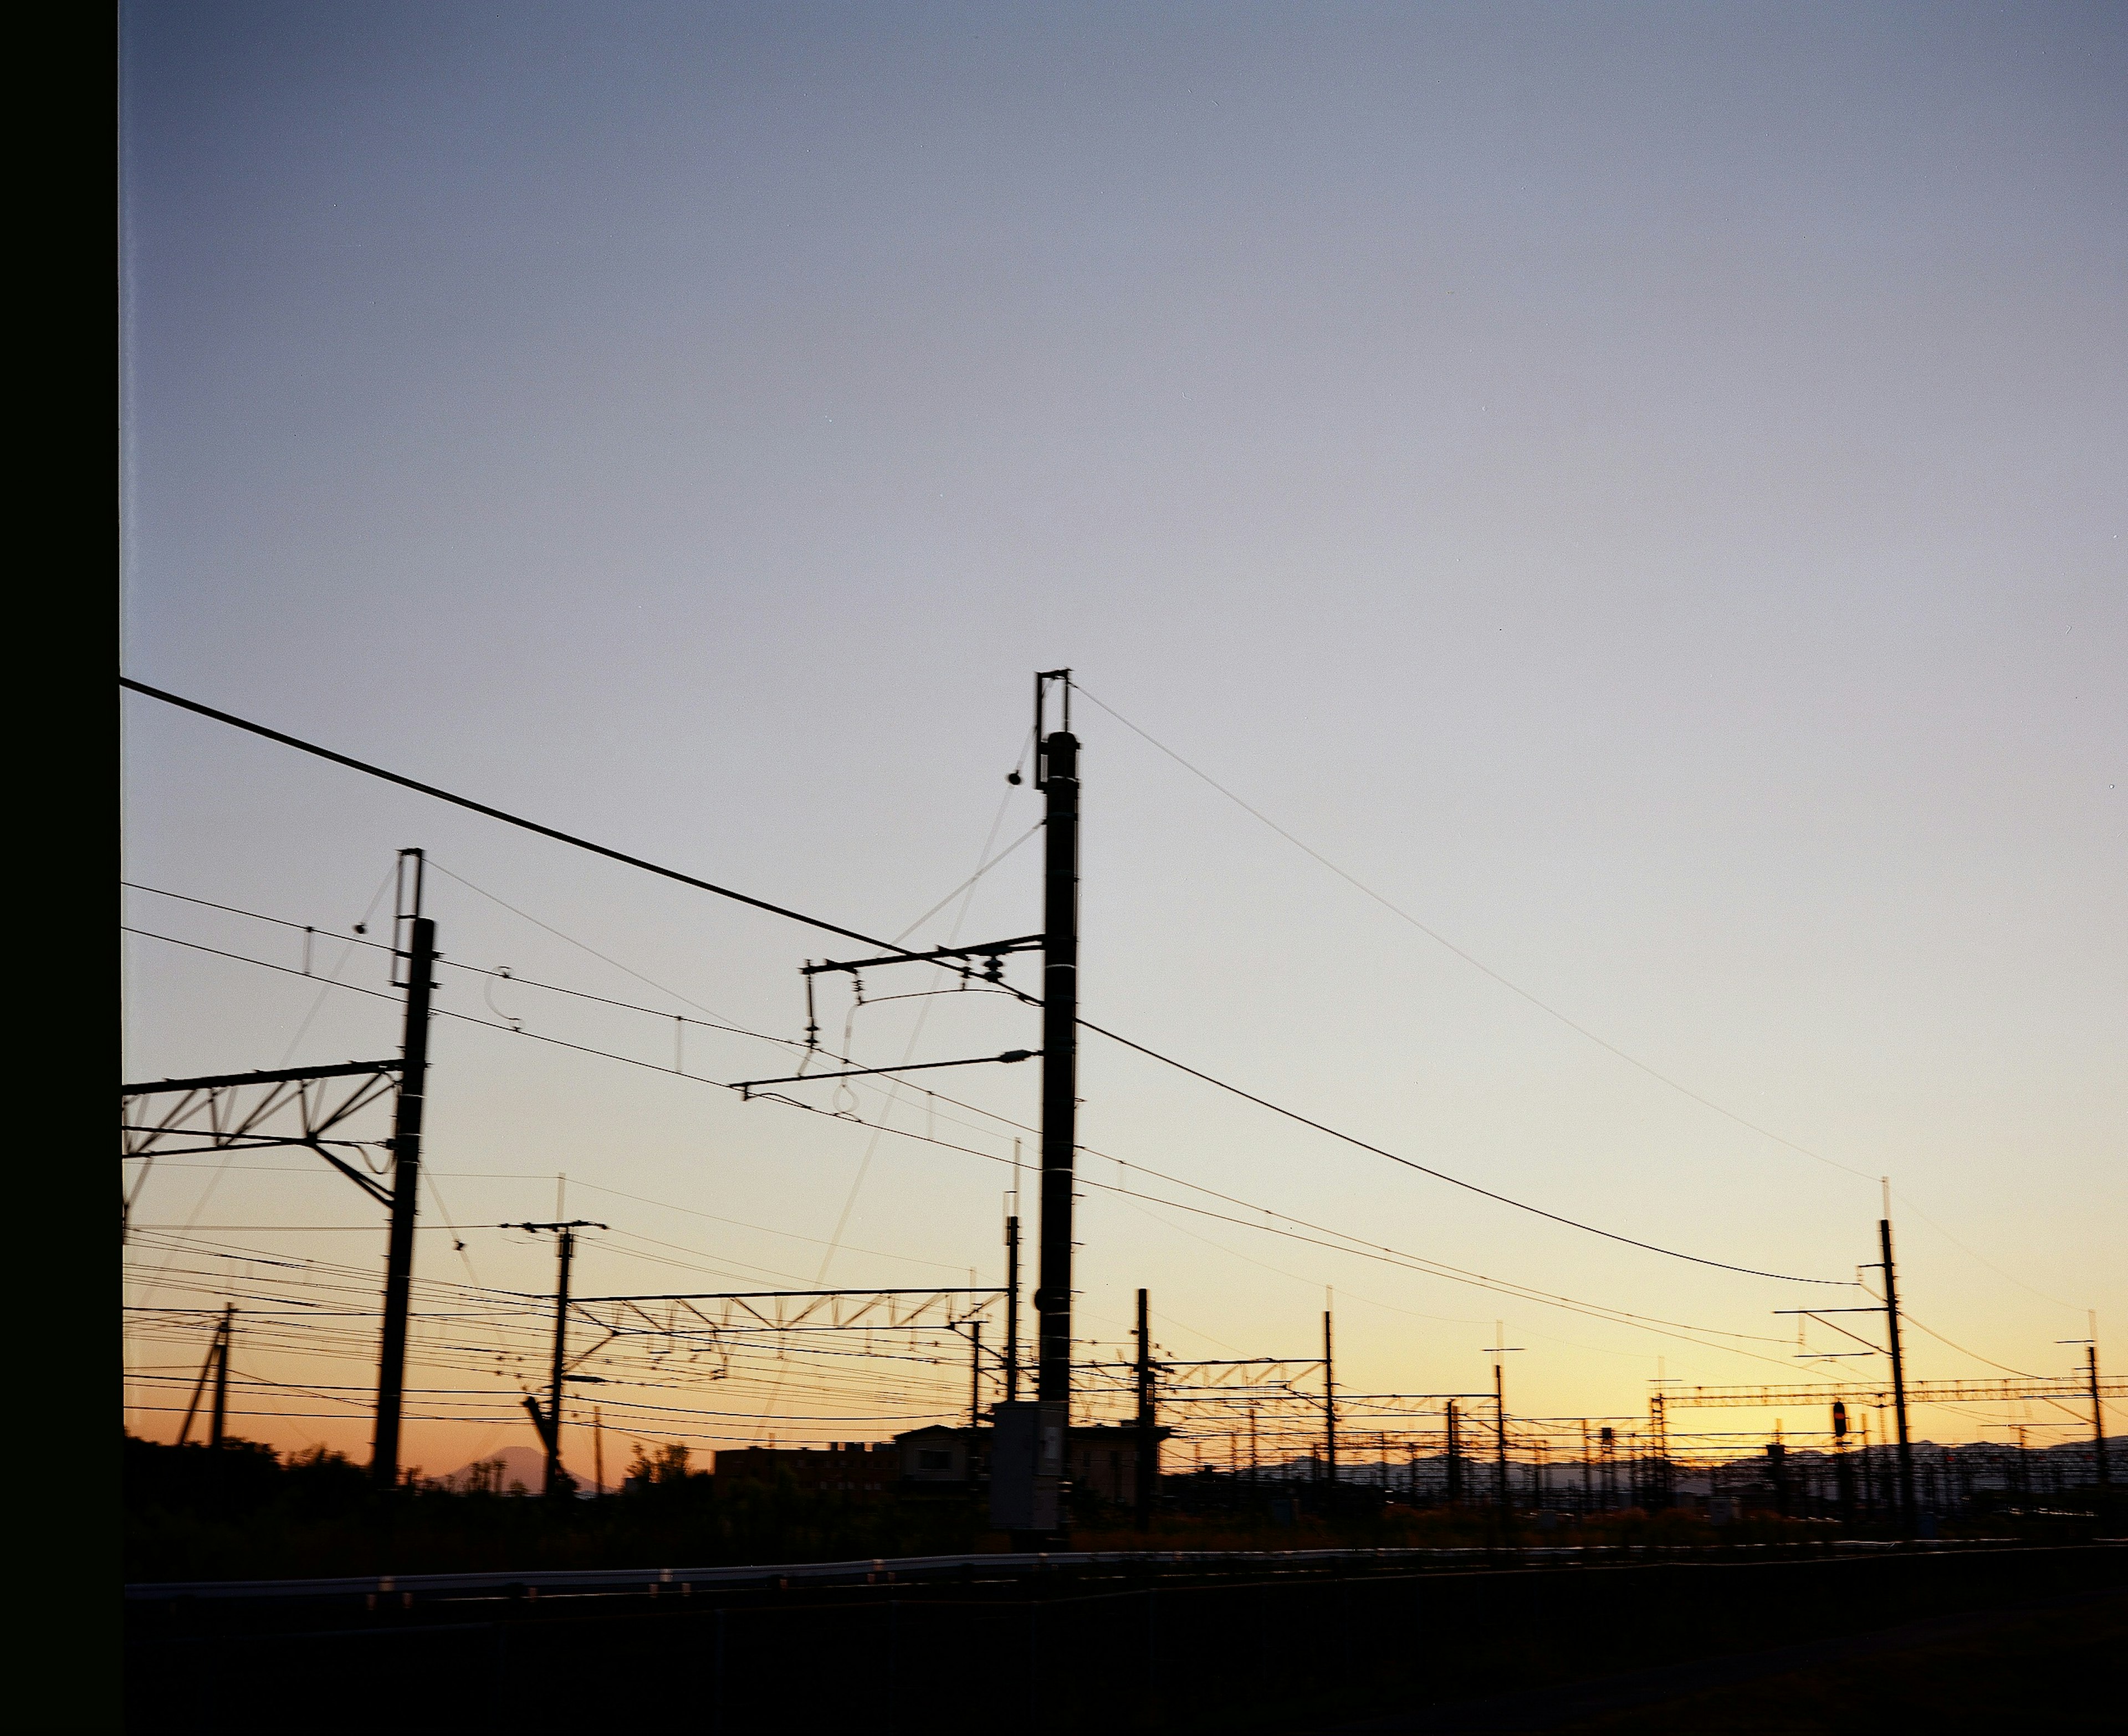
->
[121,2,2123,1479]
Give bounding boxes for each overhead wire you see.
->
[122,926,1853,1364]
[815,780,1022,1284]
[121,677,919,955]
[120,681,1841,1284]
[1072,681,1878,1187]
[130,688,2079,1445]
[126,909,1848,1324]
[1080,1017,1849,1286]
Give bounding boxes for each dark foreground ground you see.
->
[1324,1587,2124,1732]
[127,1542,2123,1733]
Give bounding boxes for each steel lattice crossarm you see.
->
[566,1288,1006,1338]
[1659,1377,2121,1409]
[1078,1356,1328,1395]
[122,1061,405,1213]
[1330,1392,1495,1422]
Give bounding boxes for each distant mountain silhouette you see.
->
[433,1444,549,1492]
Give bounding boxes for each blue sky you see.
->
[122,2,2124,1471]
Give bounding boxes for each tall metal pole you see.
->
[1323,1309,1337,1493]
[1445,1400,1461,1503]
[1034,717,1078,1424]
[970,1319,984,1433]
[1494,1359,1509,1513]
[1004,1204,1021,1405]
[1879,1214,1917,1530]
[1651,1395,1671,1511]
[545,1226,575,1496]
[2089,1334,2110,1488]
[1135,1287,1155,1532]
[370,905,434,1487]
[209,1305,232,1449]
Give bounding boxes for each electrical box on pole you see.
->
[989,1401,1062,1533]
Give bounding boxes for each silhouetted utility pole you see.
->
[1878,1208,1917,1531]
[371,851,433,1488]
[1135,1288,1157,1532]
[970,1320,984,1433]
[1445,1401,1462,1502]
[1323,1309,1337,1492]
[515,1217,604,1497]
[2090,1337,2110,1488]
[1485,1323,1522,1515]
[1495,1364,1509,1510]
[210,1303,231,1448]
[1580,1420,1593,1515]
[2058,1317,2110,1488]
[178,1307,234,1447]
[1004,1177,1022,1404]
[1649,1394,1672,1510]
[1832,1400,1855,1523]
[1034,676,1078,1454]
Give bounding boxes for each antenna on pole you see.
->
[1031,669,1072,790]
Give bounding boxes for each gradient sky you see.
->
[121,2,2124,1477]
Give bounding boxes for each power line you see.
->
[1891,1187,2088,1318]
[1074,682,1878,1186]
[124,925,1844,1355]
[120,677,918,955]
[1080,1018,1850,1287]
[888,823,1045,945]
[130,878,1844,1287]
[123,685,1846,1288]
